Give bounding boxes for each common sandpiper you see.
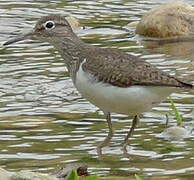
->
[3,15,193,153]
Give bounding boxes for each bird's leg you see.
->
[97,112,114,155]
[105,111,114,139]
[122,115,139,151]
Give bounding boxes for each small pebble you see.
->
[160,126,191,141]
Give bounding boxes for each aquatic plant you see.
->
[169,97,183,126]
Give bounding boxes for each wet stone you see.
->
[0,168,11,180]
[160,126,192,141]
[11,170,58,180]
[135,2,194,38]
[65,16,81,31]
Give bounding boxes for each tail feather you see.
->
[179,80,193,89]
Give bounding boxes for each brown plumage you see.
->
[34,15,69,31]
[80,47,193,88]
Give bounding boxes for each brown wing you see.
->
[82,48,193,88]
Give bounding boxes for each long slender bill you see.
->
[3,32,34,46]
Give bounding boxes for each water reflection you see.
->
[0,0,194,179]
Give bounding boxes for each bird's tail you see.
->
[181,81,193,89]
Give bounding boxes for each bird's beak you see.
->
[3,31,35,46]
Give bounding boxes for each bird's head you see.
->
[4,15,74,46]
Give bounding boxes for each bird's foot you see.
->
[121,141,129,154]
[96,132,113,155]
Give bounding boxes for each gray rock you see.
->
[11,170,58,180]
[66,16,81,31]
[160,126,191,141]
[0,168,11,180]
[0,164,88,180]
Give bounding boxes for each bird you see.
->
[3,15,193,152]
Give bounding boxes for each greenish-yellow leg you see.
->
[122,115,139,151]
[97,112,114,155]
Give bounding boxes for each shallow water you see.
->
[0,0,194,179]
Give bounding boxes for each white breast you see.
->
[75,64,175,115]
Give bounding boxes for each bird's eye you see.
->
[44,21,55,30]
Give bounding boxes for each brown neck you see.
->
[51,32,89,81]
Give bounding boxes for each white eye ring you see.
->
[44,21,55,30]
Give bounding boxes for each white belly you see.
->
[75,65,175,115]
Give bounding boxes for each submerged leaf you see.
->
[65,170,79,180]
[134,174,143,180]
[84,175,101,180]
[135,174,143,180]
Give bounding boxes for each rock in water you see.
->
[136,2,194,38]
[0,168,11,180]
[160,126,191,141]
[65,16,81,31]
[11,170,58,180]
